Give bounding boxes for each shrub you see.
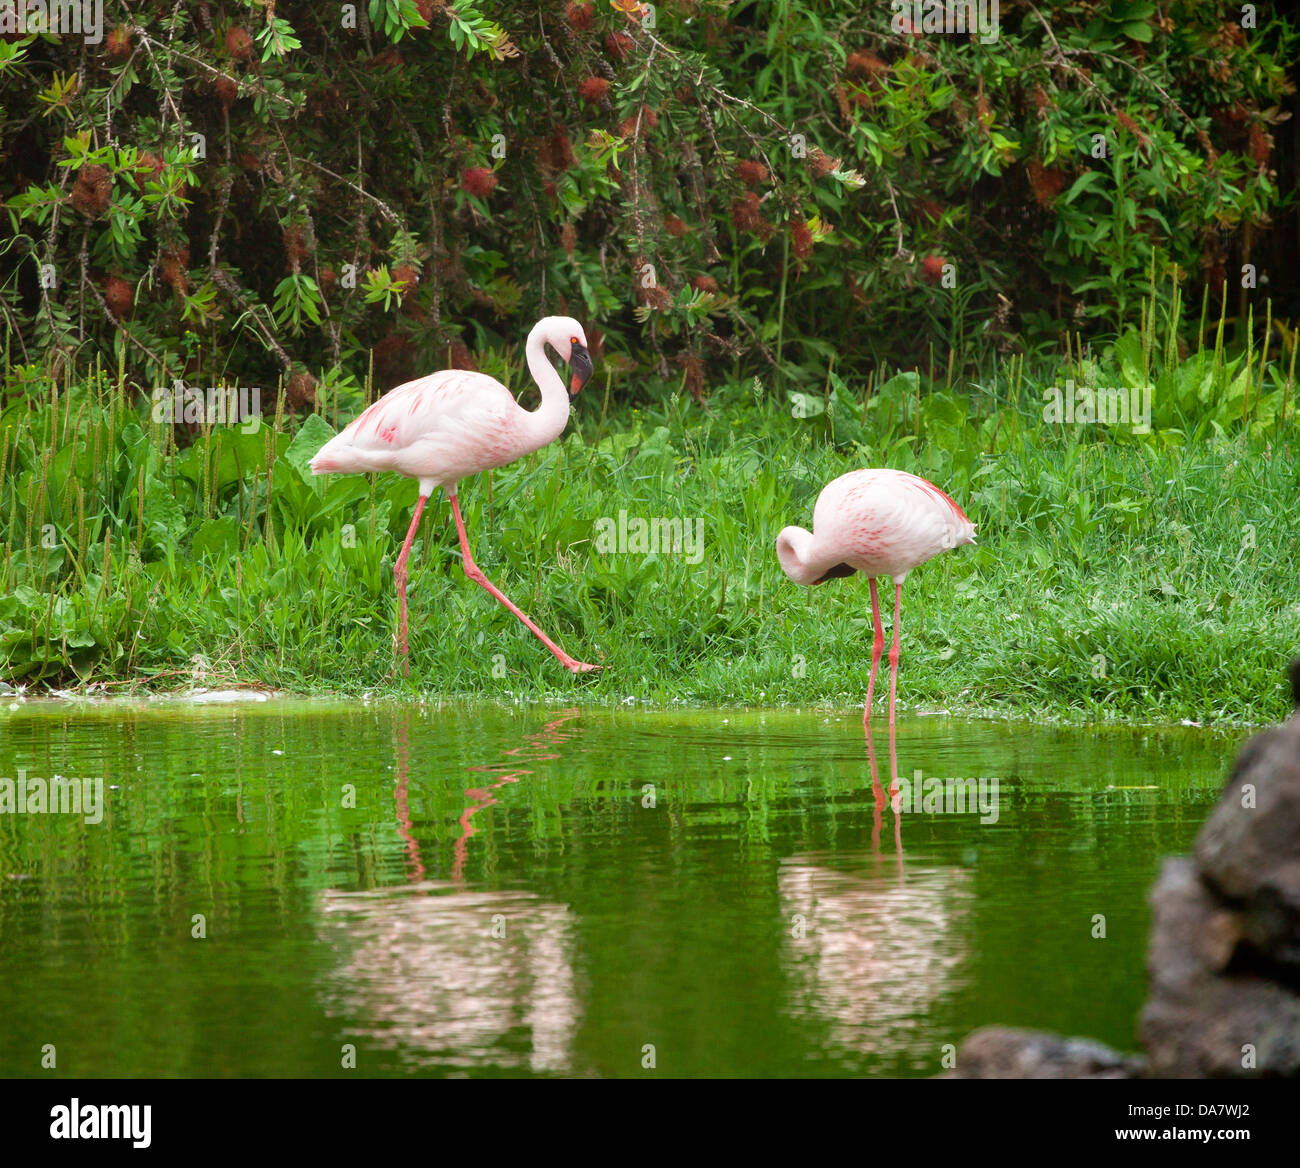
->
[0,1,1294,404]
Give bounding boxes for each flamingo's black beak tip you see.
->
[569,344,593,397]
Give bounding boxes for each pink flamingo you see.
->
[310,316,598,674]
[776,469,975,728]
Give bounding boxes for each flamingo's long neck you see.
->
[775,526,823,587]
[520,322,571,451]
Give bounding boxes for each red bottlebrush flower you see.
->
[373,333,417,388]
[224,26,254,61]
[920,255,947,285]
[676,352,705,403]
[606,31,634,61]
[543,129,576,171]
[70,164,111,217]
[391,263,420,298]
[1032,84,1052,117]
[806,148,840,179]
[730,191,770,238]
[159,246,190,294]
[104,26,132,61]
[1115,111,1150,149]
[790,220,813,262]
[829,86,851,121]
[1217,22,1246,48]
[915,198,944,225]
[618,105,658,138]
[238,152,262,173]
[639,284,673,310]
[319,266,337,294]
[846,50,889,86]
[664,215,687,238]
[1026,160,1065,207]
[1249,123,1271,165]
[690,275,719,294]
[735,160,769,187]
[103,276,133,318]
[542,180,558,198]
[461,167,498,198]
[214,76,239,109]
[286,371,319,411]
[578,76,611,105]
[565,2,594,30]
[1210,102,1249,130]
[372,48,403,68]
[414,0,438,22]
[283,226,312,271]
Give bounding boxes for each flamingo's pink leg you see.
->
[865,718,885,819]
[393,494,429,674]
[449,493,599,674]
[863,578,885,726]
[888,579,903,730]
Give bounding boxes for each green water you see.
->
[0,699,1236,1078]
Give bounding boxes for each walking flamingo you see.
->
[776,469,975,727]
[309,316,598,674]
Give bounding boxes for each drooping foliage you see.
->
[0,1,1295,404]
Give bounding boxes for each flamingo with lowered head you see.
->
[776,469,975,728]
[309,316,599,674]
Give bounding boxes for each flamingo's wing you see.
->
[816,468,974,573]
[897,471,973,528]
[310,370,516,477]
[336,371,512,452]
[892,471,976,550]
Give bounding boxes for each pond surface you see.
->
[0,699,1236,1078]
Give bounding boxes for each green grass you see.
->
[3,299,1298,724]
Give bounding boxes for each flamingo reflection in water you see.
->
[316,711,586,1074]
[392,715,425,883]
[388,708,581,885]
[452,711,581,883]
[778,719,974,1063]
[317,880,580,1073]
[867,717,904,875]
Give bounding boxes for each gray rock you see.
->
[1195,708,1300,971]
[1145,858,1242,992]
[1140,856,1300,1075]
[944,1026,1142,1079]
[1141,976,1300,1077]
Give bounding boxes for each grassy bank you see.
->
[2,306,1298,724]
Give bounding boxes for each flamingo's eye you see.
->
[570,336,579,345]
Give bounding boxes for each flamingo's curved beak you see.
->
[568,344,593,396]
